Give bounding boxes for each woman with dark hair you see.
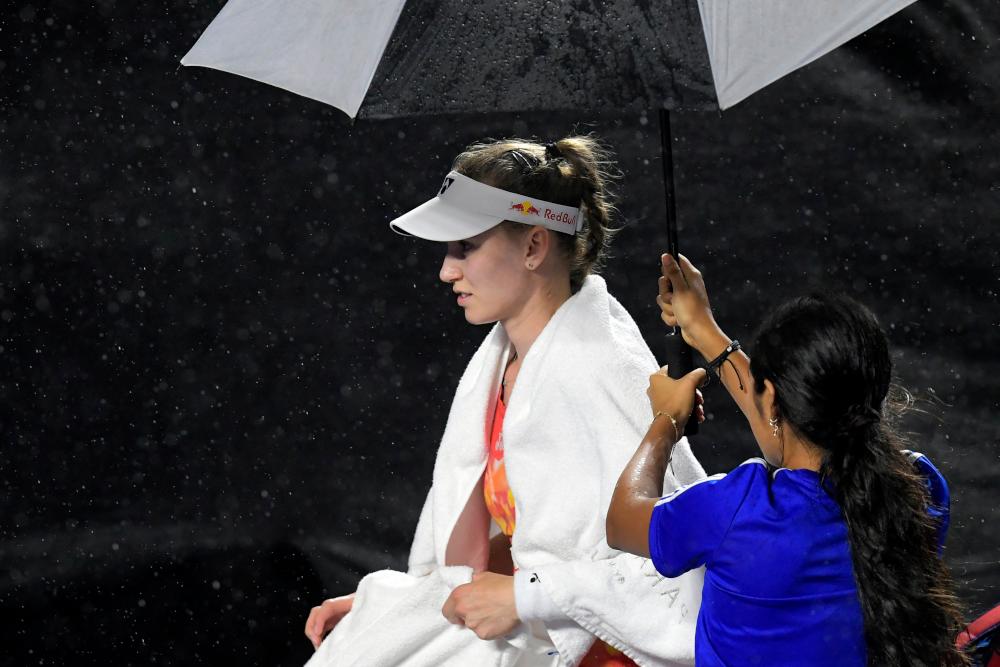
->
[606,253,967,666]
[303,138,707,666]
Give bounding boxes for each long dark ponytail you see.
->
[751,293,966,666]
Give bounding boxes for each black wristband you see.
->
[706,339,741,379]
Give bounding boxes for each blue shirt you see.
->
[648,453,949,667]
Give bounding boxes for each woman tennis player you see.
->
[304,137,707,666]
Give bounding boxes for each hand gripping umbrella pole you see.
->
[659,109,699,435]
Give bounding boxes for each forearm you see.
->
[606,416,676,556]
[689,325,756,427]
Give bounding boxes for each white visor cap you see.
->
[389,171,584,242]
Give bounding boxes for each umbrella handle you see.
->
[662,332,699,436]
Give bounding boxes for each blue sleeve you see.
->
[904,451,950,551]
[648,459,765,578]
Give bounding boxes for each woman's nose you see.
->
[439,256,462,284]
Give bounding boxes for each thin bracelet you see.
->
[653,411,679,442]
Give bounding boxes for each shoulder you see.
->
[648,458,769,575]
[655,457,769,508]
[550,280,656,384]
[590,281,657,374]
[565,277,653,356]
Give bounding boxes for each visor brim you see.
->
[389,197,502,242]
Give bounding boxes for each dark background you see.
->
[2,1,998,665]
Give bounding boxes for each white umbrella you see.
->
[180,0,918,116]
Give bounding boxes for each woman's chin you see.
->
[463,309,499,326]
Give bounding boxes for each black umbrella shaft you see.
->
[658,108,698,435]
[659,109,680,260]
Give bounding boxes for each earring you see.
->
[527,263,534,270]
[769,416,780,437]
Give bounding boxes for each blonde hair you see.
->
[451,135,620,291]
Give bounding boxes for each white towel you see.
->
[307,566,554,667]
[311,275,705,667]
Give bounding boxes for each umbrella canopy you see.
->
[181,0,917,117]
[179,0,921,435]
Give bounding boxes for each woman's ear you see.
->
[524,226,550,270]
[761,379,778,421]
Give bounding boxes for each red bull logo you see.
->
[510,200,540,216]
[544,208,577,227]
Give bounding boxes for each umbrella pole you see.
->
[659,109,681,269]
[658,108,699,435]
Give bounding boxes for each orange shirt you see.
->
[484,388,516,537]
[483,388,637,667]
